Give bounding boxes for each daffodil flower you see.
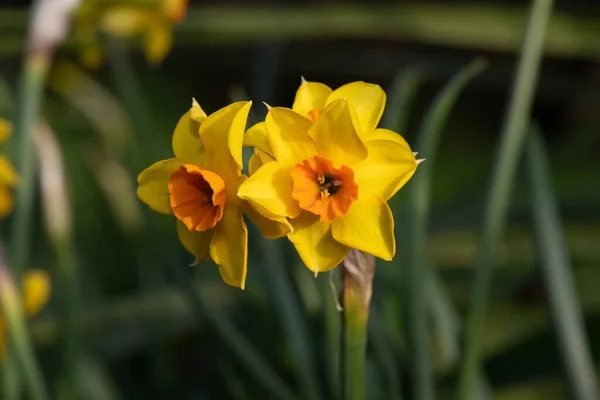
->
[74,0,188,67]
[0,118,18,218]
[137,100,257,288]
[239,80,420,274]
[0,270,51,357]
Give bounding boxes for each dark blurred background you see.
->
[0,0,599,399]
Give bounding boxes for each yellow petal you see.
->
[243,122,272,155]
[176,220,213,261]
[0,156,18,186]
[266,107,315,165]
[248,149,275,176]
[332,192,395,261]
[237,161,301,219]
[137,158,184,214]
[242,201,291,239]
[100,7,147,38]
[172,99,208,165]
[326,81,386,136]
[22,270,51,317]
[144,20,172,64]
[292,79,332,118]
[0,186,13,218]
[0,118,12,144]
[309,99,367,165]
[210,178,248,289]
[200,101,251,183]
[353,138,418,201]
[368,128,411,148]
[288,212,350,274]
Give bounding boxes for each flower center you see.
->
[290,156,358,222]
[168,164,227,232]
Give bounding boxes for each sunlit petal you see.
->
[353,138,418,201]
[309,99,367,165]
[176,220,213,261]
[243,201,291,239]
[172,99,208,165]
[200,101,251,182]
[266,107,316,165]
[292,79,332,118]
[332,192,395,261]
[288,212,350,274]
[210,178,248,289]
[137,158,184,214]
[326,81,386,136]
[238,161,301,219]
[248,149,275,176]
[243,122,272,156]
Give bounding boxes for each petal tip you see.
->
[300,76,307,84]
[314,269,319,278]
[416,158,426,165]
[413,151,419,156]
[189,258,200,266]
[262,101,272,110]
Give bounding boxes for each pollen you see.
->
[290,156,358,222]
[168,164,227,232]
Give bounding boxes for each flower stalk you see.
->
[341,249,375,400]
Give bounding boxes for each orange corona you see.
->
[168,164,227,231]
[290,156,358,222]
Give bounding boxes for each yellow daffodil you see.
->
[137,99,257,288]
[74,0,188,68]
[0,118,18,218]
[239,80,420,274]
[0,270,51,357]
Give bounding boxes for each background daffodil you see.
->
[137,99,253,289]
[0,270,51,358]
[239,81,420,274]
[0,118,18,218]
[74,0,188,67]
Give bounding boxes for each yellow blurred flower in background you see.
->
[0,270,51,357]
[137,99,256,288]
[239,81,420,274]
[74,0,188,67]
[0,118,18,218]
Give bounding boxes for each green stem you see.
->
[341,251,373,400]
[0,245,48,400]
[456,1,553,399]
[8,54,50,274]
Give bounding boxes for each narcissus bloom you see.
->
[74,0,188,67]
[0,270,51,357]
[137,100,257,288]
[0,118,18,218]
[239,80,420,274]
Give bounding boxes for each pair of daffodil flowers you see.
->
[137,80,420,289]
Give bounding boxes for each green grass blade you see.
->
[405,58,487,400]
[382,66,425,133]
[175,267,296,400]
[457,1,554,398]
[251,231,322,400]
[526,128,598,400]
[8,54,49,275]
